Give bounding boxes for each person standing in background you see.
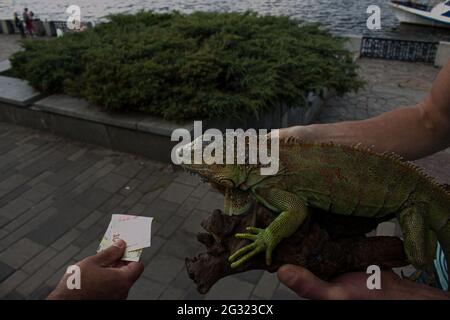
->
[14,12,25,38]
[22,8,28,27]
[26,11,35,37]
[22,8,32,37]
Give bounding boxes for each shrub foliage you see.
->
[11,11,363,121]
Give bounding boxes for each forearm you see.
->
[278,266,450,300]
[285,102,449,161]
[283,62,450,161]
[388,277,450,300]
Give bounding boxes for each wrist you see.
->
[386,277,450,300]
[46,276,80,300]
[279,124,328,142]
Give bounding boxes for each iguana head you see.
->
[175,134,254,215]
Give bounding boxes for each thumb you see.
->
[92,239,127,266]
[277,265,346,300]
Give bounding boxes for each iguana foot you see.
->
[228,227,276,269]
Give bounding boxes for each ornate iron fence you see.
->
[360,37,438,63]
[49,21,69,36]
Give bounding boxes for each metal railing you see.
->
[360,37,439,63]
[0,19,94,37]
[49,21,69,36]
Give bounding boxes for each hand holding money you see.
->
[97,214,154,261]
[48,214,152,299]
[47,239,144,300]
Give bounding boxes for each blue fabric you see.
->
[434,243,448,291]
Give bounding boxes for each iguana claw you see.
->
[229,227,275,268]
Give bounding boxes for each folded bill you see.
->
[97,214,153,262]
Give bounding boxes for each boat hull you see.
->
[390,2,450,29]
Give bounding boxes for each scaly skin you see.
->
[179,137,450,289]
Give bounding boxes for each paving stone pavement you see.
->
[1,34,449,299]
[0,35,22,62]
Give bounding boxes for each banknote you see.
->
[110,214,153,251]
[97,214,153,262]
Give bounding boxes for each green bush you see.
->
[11,11,363,121]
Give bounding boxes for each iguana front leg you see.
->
[397,204,436,269]
[229,188,309,268]
[397,204,437,284]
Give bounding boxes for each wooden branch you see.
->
[186,204,407,294]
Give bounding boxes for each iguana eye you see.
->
[219,178,235,188]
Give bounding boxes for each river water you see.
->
[1,0,450,41]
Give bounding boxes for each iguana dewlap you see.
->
[178,136,450,289]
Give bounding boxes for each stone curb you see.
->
[0,60,11,74]
[0,95,325,163]
[0,76,43,107]
[32,95,195,136]
[435,41,450,67]
[0,75,326,163]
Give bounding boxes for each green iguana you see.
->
[178,135,450,288]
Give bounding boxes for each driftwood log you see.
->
[186,204,408,294]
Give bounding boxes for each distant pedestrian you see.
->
[22,8,33,37]
[14,12,25,38]
[22,8,29,26]
[27,11,35,37]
